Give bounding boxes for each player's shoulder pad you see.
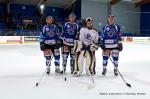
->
[42,25,47,33]
[90,28,99,36]
[103,24,110,33]
[105,24,109,28]
[103,24,108,30]
[80,27,88,31]
[64,22,70,27]
[114,24,121,33]
[51,24,57,28]
[74,22,78,25]
[114,24,120,29]
[92,28,99,32]
[79,27,87,33]
[75,22,79,30]
[43,25,47,28]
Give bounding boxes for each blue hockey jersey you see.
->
[100,24,122,48]
[40,24,59,45]
[61,22,79,46]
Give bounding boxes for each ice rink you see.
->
[0,43,150,99]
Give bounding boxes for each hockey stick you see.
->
[63,62,67,82]
[109,57,131,88]
[35,70,47,87]
[87,68,95,90]
[35,55,54,87]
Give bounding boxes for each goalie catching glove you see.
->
[90,44,99,51]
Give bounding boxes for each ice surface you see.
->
[0,43,150,99]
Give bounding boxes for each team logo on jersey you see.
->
[106,27,110,31]
[47,30,55,37]
[45,27,49,32]
[108,31,115,37]
[67,25,76,35]
[106,27,117,37]
[73,25,77,31]
[85,33,92,41]
[67,25,71,29]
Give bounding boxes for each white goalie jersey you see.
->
[79,27,99,46]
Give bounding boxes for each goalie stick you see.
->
[83,51,95,90]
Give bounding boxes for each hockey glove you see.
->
[55,39,63,49]
[40,42,45,51]
[118,43,123,51]
[100,43,105,50]
[90,44,99,51]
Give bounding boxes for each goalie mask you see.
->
[85,17,93,29]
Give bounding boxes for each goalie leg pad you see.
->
[85,51,94,74]
[93,51,96,74]
[74,51,85,75]
[73,40,82,53]
[74,52,79,72]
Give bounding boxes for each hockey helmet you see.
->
[85,17,93,23]
[69,13,76,18]
[46,16,54,20]
[108,14,115,18]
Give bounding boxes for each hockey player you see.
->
[100,15,123,76]
[61,13,79,74]
[73,17,99,76]
[39,16,61,75]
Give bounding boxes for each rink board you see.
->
[0,36,150,45]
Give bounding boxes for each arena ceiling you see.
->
[0,0,150,8]
[0,0,76,8]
